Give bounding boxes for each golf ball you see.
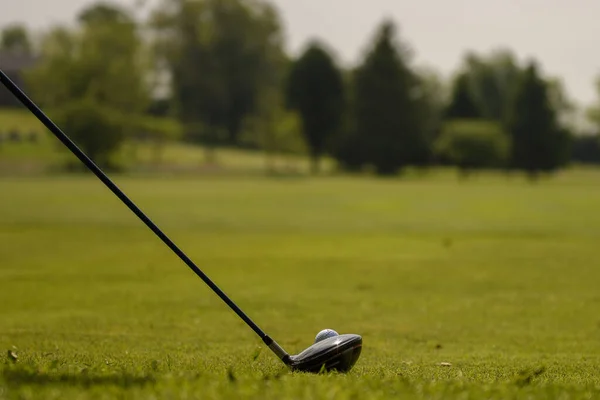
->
[315,329,339,343]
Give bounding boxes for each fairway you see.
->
[1,171,600,399]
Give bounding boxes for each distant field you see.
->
[1,171,600,399]
[0,108,47,136]
[0,108,325,175]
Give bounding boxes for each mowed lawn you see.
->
[1,171,600,399]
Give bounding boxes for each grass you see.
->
[1,170,600,398]
[0,109,48,136]
[0,134,313,175]
[0,107,327,175]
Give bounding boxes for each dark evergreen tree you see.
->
[507,61,571,179]
[286,41,345,173]
[352,20,427,175]
[445,73,481,119]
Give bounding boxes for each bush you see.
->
[434,119,511,176]
[52,100,126,169]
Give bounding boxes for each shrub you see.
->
[52,99,126,169]
[434,119,511,176]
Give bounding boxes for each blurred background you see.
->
[1,0,599,177]
[3,3,600,396]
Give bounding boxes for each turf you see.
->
[1,170,600,399]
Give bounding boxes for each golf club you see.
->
[0,69,362,373]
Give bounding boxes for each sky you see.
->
[1,0,599,107]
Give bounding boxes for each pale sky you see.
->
[2,0,599,108]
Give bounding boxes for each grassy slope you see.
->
[0,108,322,175]
[0,109,48,135]
[1,171,600,399]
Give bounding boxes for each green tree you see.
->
[0,24,32,53]
[151,0,219,161]
[546,77,576,128]
[27,3,149,111]
[285,41,345,174]
[586,76,600,132]
[330,68,364,171]
[445,73,481,119]
[410,66,448,166]
[584,75,600,139]
[352,20,426,175]
[241,89,305,174]
[24,2,152,168]
[434,119,511,177]
[455,49,522,127]
[150,0,286,161]
[78,1,134,25]
[571,134,600,164]
[507,61,570,179]
[53,100,127,169]
[128,115,184,166]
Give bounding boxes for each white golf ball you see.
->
[315,329,339,343]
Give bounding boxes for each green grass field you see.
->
[1,170,600,399]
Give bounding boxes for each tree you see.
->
[434,119,511,177]
[585,76,600,134]
[150,0,287,161]
[24,1,152,168]
[507,61,571,179]
[286,41,345,174]
[445,73,481,119]
[77,1,134,25]
[330,68,365,171]
[151,0,220,161]
[0,24,32,53]
[53,100,126,169]
[455,49,522,127]
[27,3,150,110]
[546,77,576,129]
[571,134,600,165]
[409,66,448,166]
[351,20,427,175]
[241,88,305,174]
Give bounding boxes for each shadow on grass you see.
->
[2,367,156,388]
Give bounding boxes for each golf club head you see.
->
[287,333,362,373]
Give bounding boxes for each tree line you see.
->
[2,0,600,178]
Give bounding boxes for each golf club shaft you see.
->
[0,69,290,362]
